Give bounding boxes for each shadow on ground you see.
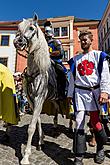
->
[0,122,95,164]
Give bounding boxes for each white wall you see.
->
[0,30,17,73]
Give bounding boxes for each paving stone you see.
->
[0,114,110,164]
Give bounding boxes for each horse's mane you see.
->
[19,18,51,73]
[34,24,51,73]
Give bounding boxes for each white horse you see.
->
[14,14,68,164]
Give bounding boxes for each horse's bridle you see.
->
[14,23,39,58]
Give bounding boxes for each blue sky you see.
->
[0,0,109,21]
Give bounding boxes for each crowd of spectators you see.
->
[13,72,31,115]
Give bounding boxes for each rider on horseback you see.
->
[44,21,67,99]
[44,21,67,73]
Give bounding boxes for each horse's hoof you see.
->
[20,158,30,165]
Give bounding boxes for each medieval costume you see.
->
[0,64,19,125]
[68,49,110,165]
[44,21,67,99]
[68,50,110,112]
[44,21,67,73]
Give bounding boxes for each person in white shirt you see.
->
[67,30,110,165]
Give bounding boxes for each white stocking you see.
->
[75,111,85,130]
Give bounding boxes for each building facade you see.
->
[73,17,99,54]
[98,1,110,54]
[0,16,99,73]
[0,21,19,73]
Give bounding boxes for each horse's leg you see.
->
[21,117,38,164]
[21,97,44,165]
[37,116,44,150]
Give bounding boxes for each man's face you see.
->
[80,35,92,51]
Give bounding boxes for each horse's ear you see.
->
[23,18,26,22]
[33,13,38,22]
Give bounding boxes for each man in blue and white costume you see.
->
[67,30,110,165]
[44,21,67,99]
[44,21,67,73]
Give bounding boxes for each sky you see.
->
[0,0,109,21]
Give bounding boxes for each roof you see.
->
[74,17,100,23]
[0,16,100,29]
[0,20,20,26]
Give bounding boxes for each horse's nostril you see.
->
[19,43,23,46]
[18,39,22,42]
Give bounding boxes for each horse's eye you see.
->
[29,27,34,31]
[16,33,21,37]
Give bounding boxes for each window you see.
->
[1,35,9,46]
[62,50,69,62]
[61,27,68,36]
[54,27,68,37]
[54,28,60,37]
[0,57,8,66]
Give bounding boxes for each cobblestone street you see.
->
[0,114,110,165]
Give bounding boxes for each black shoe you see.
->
[73,158,83,165]
[94,148,105,164]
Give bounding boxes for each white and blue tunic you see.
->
[67,50,110,111]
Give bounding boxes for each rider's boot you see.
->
[94,127,108,164]
[73,129,86,165]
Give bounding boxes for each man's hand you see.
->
[50,50,60,56]
[99,92,109,105]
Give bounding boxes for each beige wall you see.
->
[98,1,110,53]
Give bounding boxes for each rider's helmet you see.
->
[44,21,54,38]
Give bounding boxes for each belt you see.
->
[74,84,100,91]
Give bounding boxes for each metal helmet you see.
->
[44,26,54,37]
[44,21,54,37]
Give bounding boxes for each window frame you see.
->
[0,57,8,66]
[61,27,68,37]
[54,27,60,37]
[54,26,69,38]
[0,35,10,46]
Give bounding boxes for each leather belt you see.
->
[74,84,100,91]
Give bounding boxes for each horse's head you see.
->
[14,14,40,52]
[14,14,51,72]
